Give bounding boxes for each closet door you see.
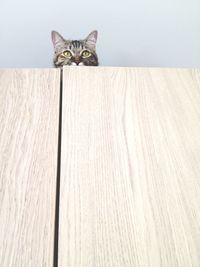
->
[0,69,60,267]
[59,67,200,267]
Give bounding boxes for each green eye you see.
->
[63,50,72,58]
[82,50,91,58]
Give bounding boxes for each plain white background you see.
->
[0,0,199,68]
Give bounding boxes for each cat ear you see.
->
[51,31,65,49]
[85,30,98,50]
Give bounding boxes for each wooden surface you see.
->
[0,69,60,266]
[60,67,200,267]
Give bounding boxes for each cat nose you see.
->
[74,57,80,65]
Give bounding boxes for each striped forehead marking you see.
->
[72,40,80,48]
[71,40,83,49]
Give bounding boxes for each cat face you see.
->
[51,31,98,67]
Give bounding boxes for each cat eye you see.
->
[81,50,91,58]
[63,50,72,58]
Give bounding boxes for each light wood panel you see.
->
[0,69,60,266]
[60,67,200,267]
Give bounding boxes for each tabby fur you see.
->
[51,30,98,67]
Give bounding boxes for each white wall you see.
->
[0,0,199,68]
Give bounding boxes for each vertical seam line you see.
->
[53,68,63,267]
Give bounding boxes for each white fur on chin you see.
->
[71,62,84,66]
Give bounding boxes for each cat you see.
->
[51,30,99,67]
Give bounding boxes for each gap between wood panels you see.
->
[53,68,63,267]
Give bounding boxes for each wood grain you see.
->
[60,67,200,267]
[0,69,60,267]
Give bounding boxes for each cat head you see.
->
[51,30,98,67]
